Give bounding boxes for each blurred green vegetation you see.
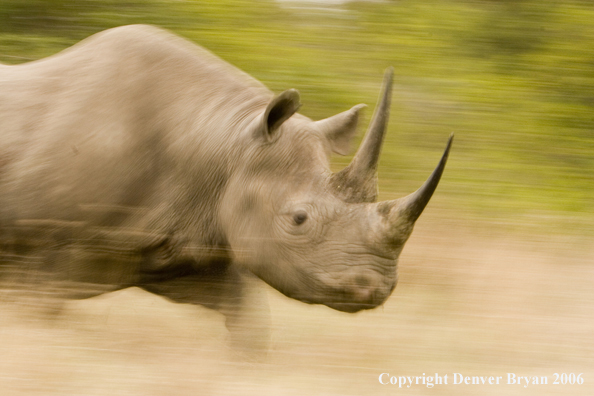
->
[0,0,592,234]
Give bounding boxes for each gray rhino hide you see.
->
[0,25,451,349]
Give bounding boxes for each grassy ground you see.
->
[1,221,592,395]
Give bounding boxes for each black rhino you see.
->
[0,25,452,337]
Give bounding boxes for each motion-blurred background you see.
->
[0,1,592,395]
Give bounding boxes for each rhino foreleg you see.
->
[218,268,271,357]
[139,261,271,355]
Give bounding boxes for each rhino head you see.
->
[221,68,452,313]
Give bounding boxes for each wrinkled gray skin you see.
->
[0,26,451,334]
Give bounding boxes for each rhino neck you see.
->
[156,92,272,251]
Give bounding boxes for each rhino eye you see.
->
[293,211,308,225]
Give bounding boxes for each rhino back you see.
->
[0,25,271,246]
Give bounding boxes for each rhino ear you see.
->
[259,89,301,143]
[315,104,366,155]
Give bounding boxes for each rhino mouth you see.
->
[290,258,397,313]
[297,284,394,313]
[322,279,396,313]
[324,301,380,313]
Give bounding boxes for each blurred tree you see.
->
[0,0,155,35]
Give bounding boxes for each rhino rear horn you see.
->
[329,68,393,203]
[258,89,301,143]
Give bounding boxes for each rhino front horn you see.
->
[378,134,454,243]
[397,133,453,221]
[329,67,394,203]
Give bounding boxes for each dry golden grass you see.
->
[1,217,592,396]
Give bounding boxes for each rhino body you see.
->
[0,25,451,326]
